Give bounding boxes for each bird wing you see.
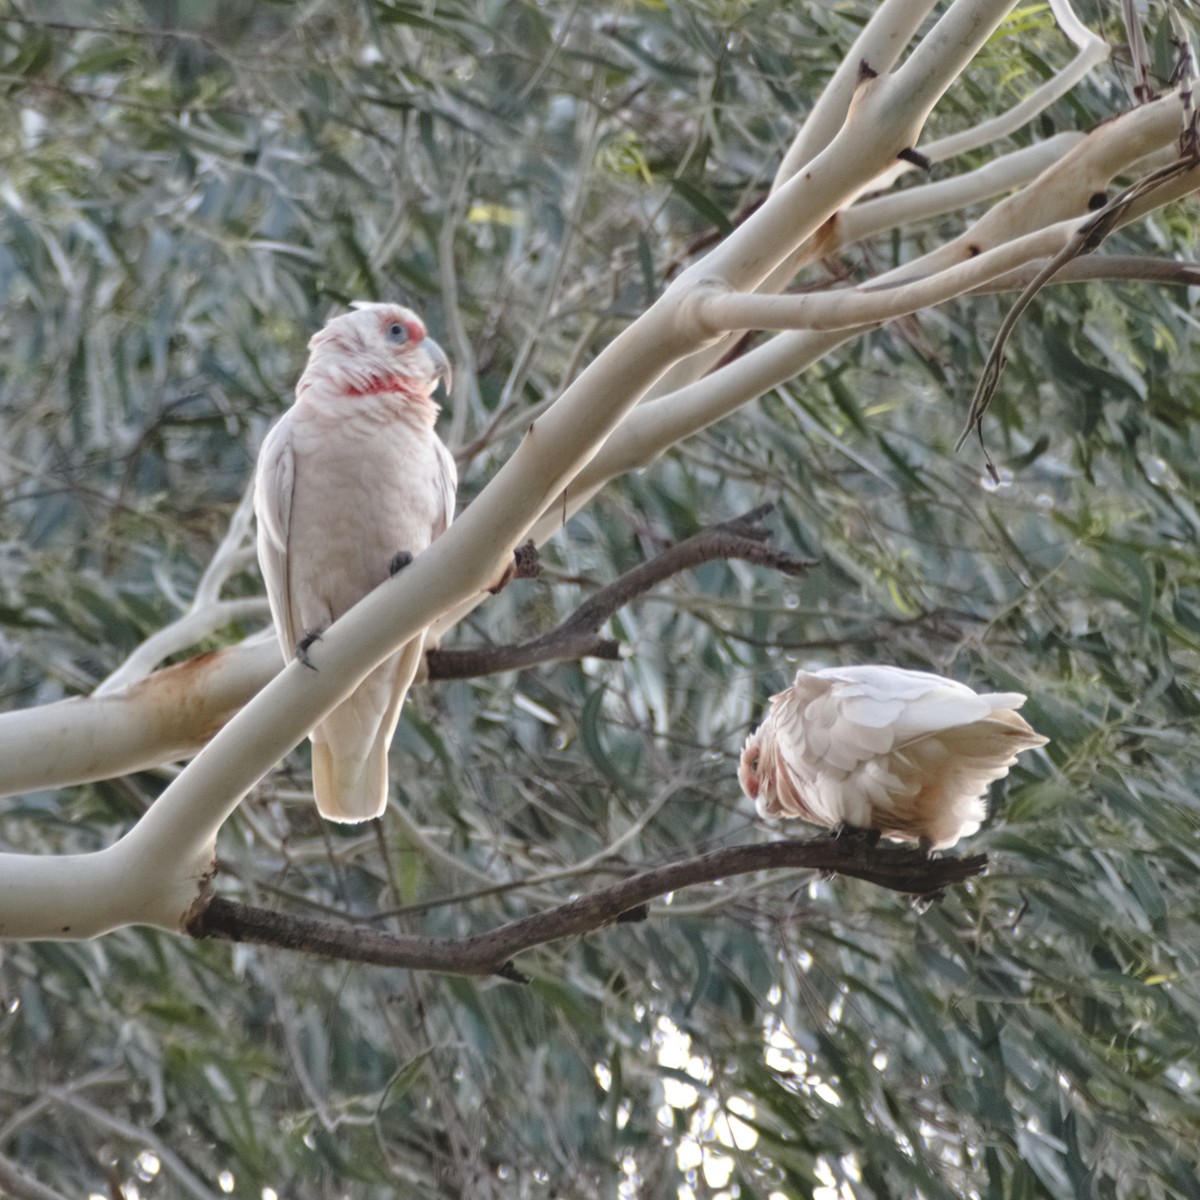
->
[253,415,299,655]
[433,436,458,538]
[816,665,1014,744]
[310,431,456,823]
[780,670,899,774]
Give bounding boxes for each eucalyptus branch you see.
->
[662,0,1108,400]
[771,0,940,186]
[694,142,1200,341]
[914,0,1110,164]
[648,134,1084,405]
[0,0,1135,945]
[0,636,280,799]
[428,504,814,679]
[97,482,262,695]
[975,254,1200,292]
[187,838,990,978]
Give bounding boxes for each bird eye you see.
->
[387,323,409,345]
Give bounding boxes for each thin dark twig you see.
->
[427,504,815,679]
[186,837,988,979]
[0,73,253,118]
[956,151,1200,464]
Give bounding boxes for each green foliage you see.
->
[2,1,1200,1197]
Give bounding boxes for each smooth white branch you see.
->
[97,481,261,695]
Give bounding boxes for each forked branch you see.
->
[428,504,815,678]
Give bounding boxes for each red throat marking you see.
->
[345,374,422,399]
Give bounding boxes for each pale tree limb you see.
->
[673,0,1017,300]
[648,133,1087,404]
[0,635,279,797]
[689,159,1200,337]
[888,0,1111,170]
[564,251,1200,506]
[186,838,990,978]
[692,105,1200,340]
[829,134,1084,251]
[652,0,1107,401]
[771,0,941,187]
[93,598,269,695]
[96,481,261,695]
[481,93,1199,572]
[895,92,1191,281]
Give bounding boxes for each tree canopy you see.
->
[2,1,1200,1197]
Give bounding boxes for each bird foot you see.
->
[897,146,931,171]
[910,889,946,914]
[832,824,881,854]
[496,961,530,985]
[389,550,414,576]
[615,904,650,925]
[487,539,541,594]
[512,539,541,579]
[295,629,323,670]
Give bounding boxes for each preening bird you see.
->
[739,665,1047,850]
[254,303,456,823]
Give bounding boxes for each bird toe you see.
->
[295,629,324,670]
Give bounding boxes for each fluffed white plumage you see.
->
[738,665,1047,849]
[254,303,456,822]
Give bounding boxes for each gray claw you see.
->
[295,630,323,670]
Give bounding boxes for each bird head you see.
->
[738,727,766,803]
[300,303,452,406]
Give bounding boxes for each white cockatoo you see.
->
[254,303,457,823]
[739,665,1047,849]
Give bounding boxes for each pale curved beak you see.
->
[422,336,452,396]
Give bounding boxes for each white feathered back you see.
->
[739,665,1047,849]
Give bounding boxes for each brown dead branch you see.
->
[427,503,815,679]
[186,837,988,980]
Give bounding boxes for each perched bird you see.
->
[254,303,456,822]
[739,665,1047,850]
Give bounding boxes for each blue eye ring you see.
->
[387,322,409,345]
